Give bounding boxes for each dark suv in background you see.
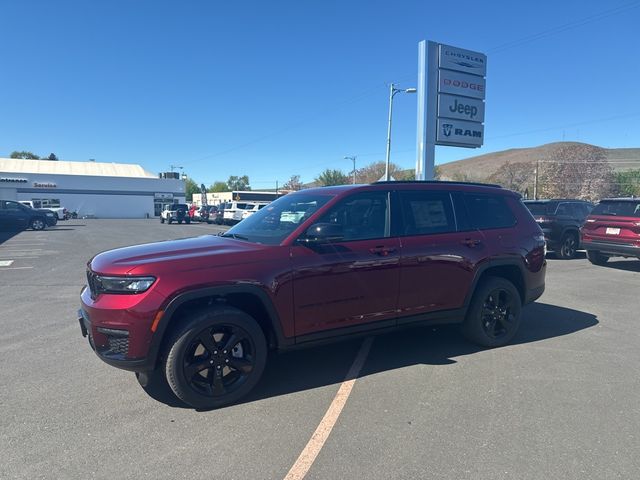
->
[523,199,593,259]
[79,182,546,408]
[581,198,640,265]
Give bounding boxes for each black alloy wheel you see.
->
[462,276,522,348]
[558,232,578,259]
[165,307,267,409]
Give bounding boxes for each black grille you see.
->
[87,270,99,299]
[107,336,129,355]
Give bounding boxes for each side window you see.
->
[464,194,517,230]
[5,201,21,211]
[556,203,572,216]
[315,191,389,241]
[399,191,456,235]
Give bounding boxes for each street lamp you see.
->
[344,155,357,184]
[384,84,416,181]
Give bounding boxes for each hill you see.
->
[438,142,640,181]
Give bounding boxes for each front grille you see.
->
[107,336,130,355]
[87,270,99,299]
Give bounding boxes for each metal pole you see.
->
[534,159,539,200]
[384,83,395,181]
[345,156,357,184]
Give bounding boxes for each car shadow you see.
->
[141,302,598,409]
[0,229,21,245]
[546,251,586,260]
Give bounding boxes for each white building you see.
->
[0,158,185,218]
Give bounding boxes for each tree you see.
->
[210,181,230,192]
[227,175,250,191]
[487,161,534,193]
[614,169,640,197]
[354,161,405,184]
[47,153,58,161]
[10,151,39,159]
[315,169,350,186]
[184,177,200,201]
[283,175,303,191]
[538,143,614,201]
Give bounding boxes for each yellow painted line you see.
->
[284,337,374,480]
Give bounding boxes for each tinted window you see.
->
[315,191,389,241]
[556,203,575,216]
[592,201,640,218]
[4,201,22,211]
[465,194,516,230]
[399,191,455,235]
[524,202,557,215]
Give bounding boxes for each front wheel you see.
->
[557,232,578,259]
[164,307,267,409]
[462,276,522,348]
[160,217,165,224]
[30,218,46,230]
[586,250,608,265]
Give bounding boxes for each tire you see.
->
[30,218,46,230]
[178,219,183,224]
[164,307,267,409]
[186,218,191,224]
[168,218,173,224]
[135,369,185,407]
[161,217,165,224]
[586,250,609,266]
[462,276,522,348]
[557,231,578,259]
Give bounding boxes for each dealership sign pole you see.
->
[415,41,487,180]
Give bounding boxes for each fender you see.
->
[462,257,528,308]
[146,285,292,368]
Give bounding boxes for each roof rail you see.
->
[373,180,503,188]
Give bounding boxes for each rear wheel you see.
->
[168,218,173,224]
[557,231,578,259]
[586,250,609,265]
[462,276,521,348]
[164,307,267,409]
[160,217,165,224]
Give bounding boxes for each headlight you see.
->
[93,275,156,294]
[46,213,54,217]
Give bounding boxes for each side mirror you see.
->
[297,222,344,245]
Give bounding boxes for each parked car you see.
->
[206,205,220,224]
[523,199,593,259]
[193,206,210,222]
[222,201,252,225]
[580,197,640,265]
[0,200,56,230]
[78,181,546,409]
[241,202,269,220]
[19,200,66,220]
[160,204,190,224]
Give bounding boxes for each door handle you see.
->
[462,238,482,248]
[369,246,397,256]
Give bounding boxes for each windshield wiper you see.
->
[221,233,250,241]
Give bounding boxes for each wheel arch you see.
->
[147,285,290,369]
[465,260,526,307]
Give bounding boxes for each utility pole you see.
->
[344,156,357,184]
[385,84,416,181]
[534,159,539,200]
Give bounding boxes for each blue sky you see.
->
[2,0,639,188]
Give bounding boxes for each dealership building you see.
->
[0,158,185,218]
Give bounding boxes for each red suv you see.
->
[580,198,640,265]
[78,182,546,408]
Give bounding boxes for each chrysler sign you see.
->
[439,44,487,76]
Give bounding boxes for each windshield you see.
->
[222,193,334,245]
[591,201,640,218]
[524,202,556,215]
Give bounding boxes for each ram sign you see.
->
[436,119,484,147]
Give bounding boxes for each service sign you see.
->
[437,94,485,123]
[436,118,484,148]
[438,44,487,76]
[438,70,486,100]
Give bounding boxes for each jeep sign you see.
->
[437,94,485,122]
[436,118,484,147]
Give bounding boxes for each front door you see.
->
[291,191,400,336]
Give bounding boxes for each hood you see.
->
[90,234,267,275]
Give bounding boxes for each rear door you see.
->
[395,190,485,320]
[291,190,401,336]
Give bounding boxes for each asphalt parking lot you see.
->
[1,219,639,480]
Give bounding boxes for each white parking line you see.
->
[284,337,374,480]
[0,266,34,270]
[0,260,14,267]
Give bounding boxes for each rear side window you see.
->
[464,194,517,230]
[398,191,456,235]
[592,201,640,218]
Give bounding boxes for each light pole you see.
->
[384,84,416,181]
[344,156,357,184]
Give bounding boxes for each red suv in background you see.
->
[78,182,546,408]
[581,198,640,265]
